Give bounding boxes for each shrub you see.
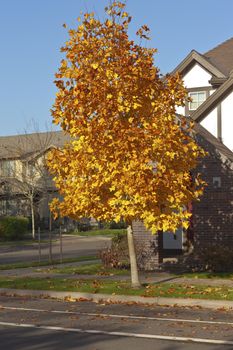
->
[100,231,158,271]
[109,220,127,230]
[111,232,127,244]
[101,220,127,230]
[99,232,129,269]
[77,222,92,232]
[177,244,233,273]
[196,245,233,272]
[0,216,29,241]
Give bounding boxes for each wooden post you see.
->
[38,226,41,263]
[49,210,52,232]
[49,229,52,263]
[59,225,63,263]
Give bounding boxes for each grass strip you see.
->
[183,272,233,280]
[69,228,126,236]
[0,256,98,271]
[0,239,55,247]
[46,263,129,276]
[0,276,233,300]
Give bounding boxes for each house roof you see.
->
[193,122,233,163]
[191,75,233,122]
[0,130,70,159]
[170,50,226,78]
[204,37,233,77]
[1,124,232,176]
[171,38,233,163]
[171,37,233,82]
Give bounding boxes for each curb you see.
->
[0,288,233,310]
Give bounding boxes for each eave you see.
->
[171,50,226,79]
[191,76,233,122]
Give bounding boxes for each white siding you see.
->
[183,63,212,88]
[221,90,233,151]
[210,89,216,95]
[176,60,233,151]
[175,105,185,115]
[176,65,215,116]
[200,108,218,138]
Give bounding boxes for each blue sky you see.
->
[0,0,233,136]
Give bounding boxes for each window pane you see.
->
[189,92,198,100]
[189,91,206,110]
[190,102,198,110]
[198,92,206,102]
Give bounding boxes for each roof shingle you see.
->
[0,130,70,159]
[204,37,233,77]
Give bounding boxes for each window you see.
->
[189,91,206,110]
[0,200,7,216]
[213,176,221,189]
[27,162,36,177]
[0,160,16,177]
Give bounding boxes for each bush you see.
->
[177,244,233,273]
[77,222,92,232]
[0,216,29,241]
[102,220,127,230]
[109,221,127,230]
[99,232,129,269]
[111,232,127,244]
[196,245,233,272]
[99,231,158,271]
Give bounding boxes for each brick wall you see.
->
[192,134,233,248]
[132,134,233,270]
[132,221,162,270]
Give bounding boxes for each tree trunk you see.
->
[127,224,141,288]
[30,197,35,240]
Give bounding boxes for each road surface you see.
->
[0,235,111,264]
[0,295,233,349]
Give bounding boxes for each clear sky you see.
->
[0,0,232,136]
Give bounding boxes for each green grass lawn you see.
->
[69,228,126,236]
[0,256,98,271]
[0,239,54,246]
[0,276,233,300]
[46,263,129,276]
[183,272,233,280]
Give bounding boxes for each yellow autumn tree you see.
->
[48,1,205,287]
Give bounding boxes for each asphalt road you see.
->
[0,235,111,264]
[0,295,233,349]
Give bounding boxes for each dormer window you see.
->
[189,91,206,110]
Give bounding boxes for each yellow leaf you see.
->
[91,63,99,69]
[48,1,205,234]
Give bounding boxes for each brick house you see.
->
[133,38,233,270]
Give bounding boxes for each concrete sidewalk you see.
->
[1,261,233,311]
[1,260,233,287]
[0,287,233,310]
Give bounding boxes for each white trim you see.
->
[1,321,233,345]
[2,305,233,326]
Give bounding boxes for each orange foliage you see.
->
[48,2,206,233]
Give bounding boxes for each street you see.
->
[0,235,111,264]
[0,295,233,349]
